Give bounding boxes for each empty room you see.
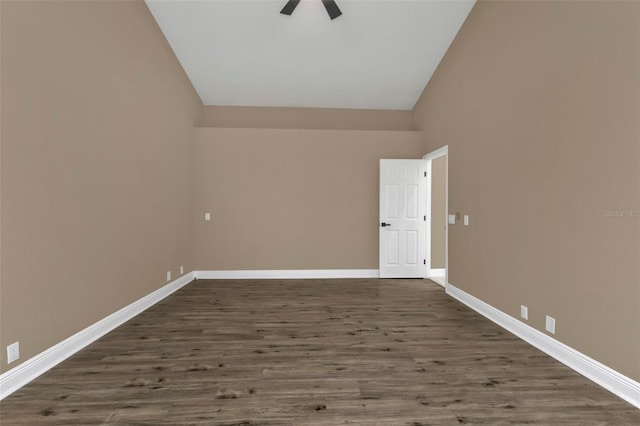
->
[1,0,639,424]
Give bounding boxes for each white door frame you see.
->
[422,146,448,287]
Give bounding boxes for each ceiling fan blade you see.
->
[322,0,342,20]
[280,0,301,16]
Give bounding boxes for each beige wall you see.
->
[3,0,637,390]
[413,0,640,380]
[200,106,415,131]
[193,128,424,270]
[0,0,202,373]
[430,155,446,269]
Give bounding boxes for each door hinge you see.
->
[424,171,427,177]
[424,215,426,221]
[423,259,426,265]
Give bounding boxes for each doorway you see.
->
[423,146,448,287]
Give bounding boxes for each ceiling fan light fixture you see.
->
[280,0,342,20]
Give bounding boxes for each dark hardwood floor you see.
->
[1,278,638,425]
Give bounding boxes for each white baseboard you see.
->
[430,268,446,276]
[430,275,446,287]
[194,269,379,280]
[446,283,640,409]
[429,268,446,287]
[0,272,196,400]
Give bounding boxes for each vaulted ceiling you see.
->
[146,0,475,110]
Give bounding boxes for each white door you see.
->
[379,159,426,278]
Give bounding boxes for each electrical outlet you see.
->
[180,266,184,275]
[520,305,528,320]
[545,315,556,334]
[7,342,19,364]
[166,271,172,282]
[205,212,211,221]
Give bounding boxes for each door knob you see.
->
[381,222,391,227]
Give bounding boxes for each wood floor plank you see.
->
[1,278,638,425]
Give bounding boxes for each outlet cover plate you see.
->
[7,342,19,364]
[520,305,528,320]
[545,315,556,334]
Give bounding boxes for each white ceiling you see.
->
[146,0,475,110]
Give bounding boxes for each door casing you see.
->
[422,146,449,287]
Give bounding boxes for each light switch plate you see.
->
[464,215,469,226]
[204,213,211,221]
[448,214,456,225]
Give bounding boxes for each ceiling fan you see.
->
[280,0,342,20]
